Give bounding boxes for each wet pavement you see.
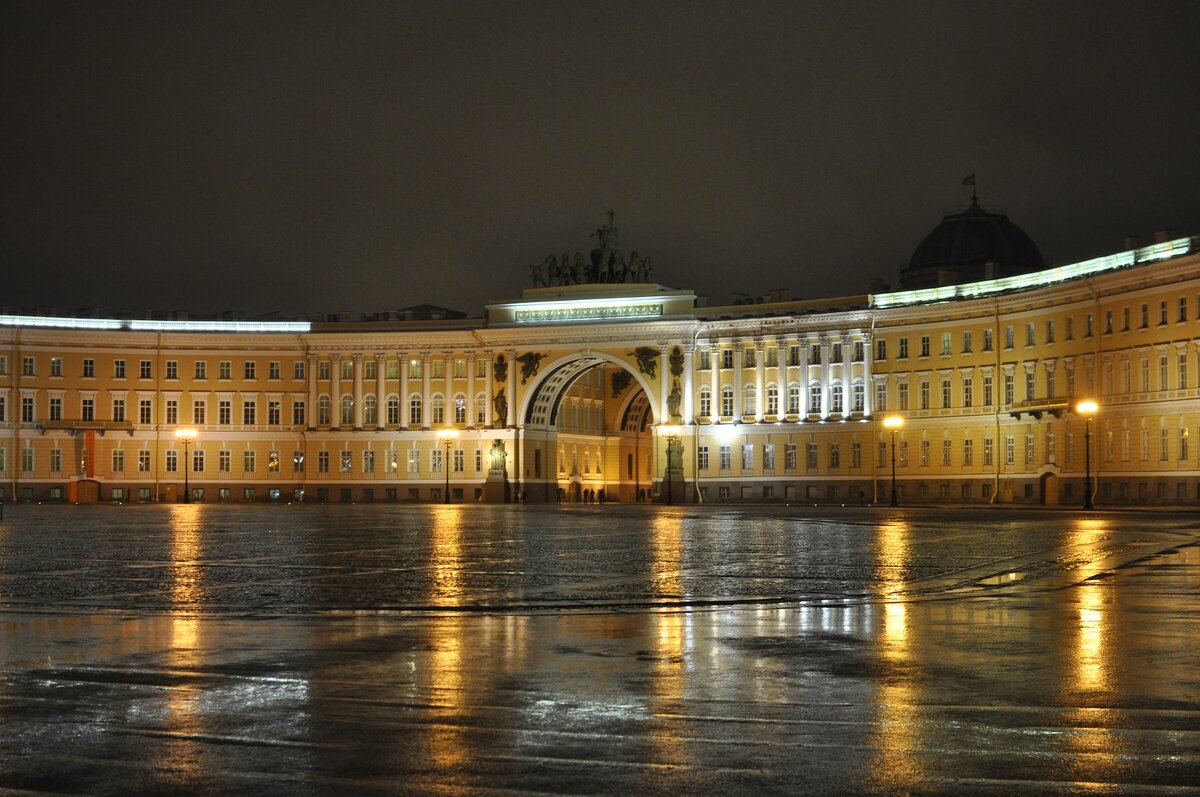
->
[0,504,1198,795]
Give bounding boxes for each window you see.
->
[193,449,205,473]
[698,445,709,470]
[21,396,34,423]
[919,439,929,467]
[409,359,423,379]
[809,345,821,365]
[1122,306,1130,331]
[919,336,930,357]
[699,386,711,418]
[829,443,840,468]
[293,400,306,426]
[744,347,756,368]
[962,376,973,408]
[362,450,374,473]
[50,448,62,473]
[1046,320,1055,343]
[1025,433,1035,465]
[766,346,779,367]
[341,396,353,425]
[919,379,929,410]
[1181,428,1190,461]
[195,361,207,379]
[244,361,256,380]
[244,450,257,473]
[784,443,797,470]
[875,381,887,412]
[719,445,731,470]
[743,384,756,416]
[268,400,281,425]
[788,345,800,366]
[766,385,779,416]
[218,360,231,379]
[961,331,972,353]
[83,358,95,378]
[852,381,864,413]
[317,451,329,473]
[218,400,231,425]
[294,361,306,380]
[788,384,801,415]
[983,437,993,466]
[941,333,952,356]
[699,350,711,370]
[1004,372,1014,405]
[741,444,753,470]
[0,356,5,376]
[269,361,281,380]
[983,375,993,406]
[809,382,822,415]
[409,395,422,426]
[1180,353,1188,390]
[454,395,466,424]
[385,396,400,425]
[898,382,909,411]
[720,386,734,417]
[138,450,151,472]
[1025,368,1035,401]
[721,349,734,369]
[50,357,63,377]
[407,449,420,473]
[829,382,843,414]
[832,343,842,363]
[111,398,125,422]
[898,337,908,359]
[876,339,887,360]
[166,450,178,473]
[431,394,445,425]
[166,360,178,380]
[1004,326,1014,349]
[806,443,818,469]
[941,376,951,408]
[942,439,952,466]
[430,449,443,473]
[453,448,464,473]
[963,438,973,466]
[1005,436,1014,465]
[317,396,330,425]
[241,400,255,425]
[763,444,775,470]
[48,396,62,421]
[22,357,35,376]
[219,450,231,472]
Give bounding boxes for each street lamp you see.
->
[659,424,682,505]
[437,428,457,504]
[882,415,904,507]
[1076,399,1099,509]
[175,427,197,503]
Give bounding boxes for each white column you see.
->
[754,339,765,422]
[733,342,744,420]
[467,353,476,429]
[421,352,432,429]
[306,354,318,430]
[709,343,719,422]
[683,344,695,424]
[862,333,873,416]
[820,336,831,419]
[330,354,342,429]
[484,349,494,428]
[398,350,409,429]
[375,352,386,430]
[799,341,810,417]
[842,335,853,415]
[659,345,670,422]
[443,351,454,424]
[505,348,516,427]
[352,353,364,429]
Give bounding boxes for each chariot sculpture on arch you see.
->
[527,211,655,287]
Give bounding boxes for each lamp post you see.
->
[437,428,457,504]
[882,415,904,507]
[659,424,681,505]
[175,427,197,503]
[1076,399,1098,509]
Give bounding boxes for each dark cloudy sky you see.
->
[3,1,1199,317]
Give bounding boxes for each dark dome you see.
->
[900,199,1044,289]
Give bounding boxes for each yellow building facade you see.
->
[1,235,1197,506]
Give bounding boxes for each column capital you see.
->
[352,353,364,363]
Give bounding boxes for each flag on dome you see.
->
[962,174,976,186]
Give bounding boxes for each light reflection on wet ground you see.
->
[0,504,1198,794]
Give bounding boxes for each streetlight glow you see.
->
[437,428,458,504]
[1076,400,1099,509]
[882,415,903,506]
[175,428,198,503]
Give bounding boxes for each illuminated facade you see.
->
[1,235,1197,506]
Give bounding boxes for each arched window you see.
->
[852,379,865,413]
[830,381,844,414]
[765,384,779,417]
[699,385,712,418]
[720,385,734,417]
[453,393,467,424]
[409,394,422,426]
[386,395,400,425]
[787,383,801,416]
[431,394,445,425]
[318,395,331,426]
[363,394,377,425]
[340,395,354,425]
[743,384,756,416]
[475,392,487,426]
[809,381,822,415]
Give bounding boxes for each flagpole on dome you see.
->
[962,173,978,204]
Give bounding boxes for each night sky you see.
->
[4,1,1199,318]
